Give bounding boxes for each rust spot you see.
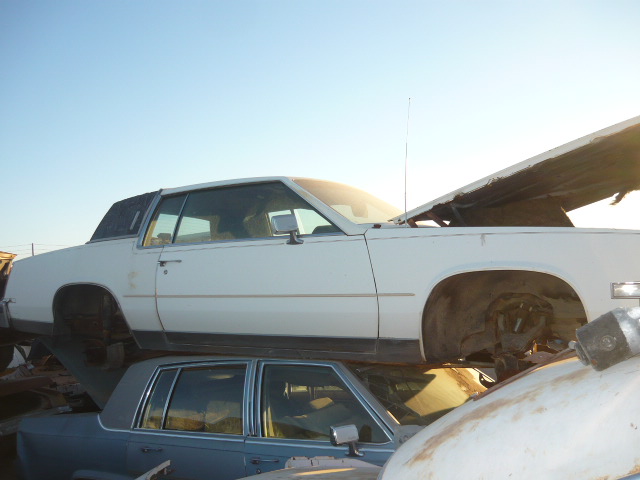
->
[625,461,640,476]
[546,364,592,387]
[405,393,536,467]
[405,362,597,469]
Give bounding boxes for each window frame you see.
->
[254,360,393,445]
[138,181,343,249]
[134,360,251,437]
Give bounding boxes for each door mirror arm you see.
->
[271,214,303,245]
[330,424,363,457]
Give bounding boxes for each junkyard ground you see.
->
[1,443,19,480]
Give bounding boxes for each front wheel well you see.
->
[422,270,587,367]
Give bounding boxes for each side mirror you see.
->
[330,424,363,457]
[271,214,303,245]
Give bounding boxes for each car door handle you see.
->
[158,259,182,267]
[140,446,164,453]
[250,457,280,465]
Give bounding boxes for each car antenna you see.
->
[404,97,411,227]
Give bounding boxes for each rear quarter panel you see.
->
[365,227,640,340]
[4,238,161,333]
[18,413,129,480]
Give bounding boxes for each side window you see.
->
[267,208,338,235]
[143,195,187,246]
[260,364,388,443]
[140,364,246,435]
[143,182,340,247]
[140,369,178,429]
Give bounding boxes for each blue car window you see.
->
[164,365,246,435]
[139,364,246,435]
[260,364,388,443]
[140,368,178,429]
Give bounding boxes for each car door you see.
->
[126,361,249,480]
[145,181,378,353]
[243,361,395,476]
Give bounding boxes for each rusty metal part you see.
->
[423,270,582,372]
[473,348,577,401]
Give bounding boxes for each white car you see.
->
[2,116,640,379]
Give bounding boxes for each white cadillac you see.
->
[2,115,640,379]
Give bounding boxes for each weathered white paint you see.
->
[379,355,640,480]
[365,226,640,340]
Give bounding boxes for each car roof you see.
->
[160,176,297,195]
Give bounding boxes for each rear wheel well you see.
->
[422,270,586,376]
[53,284,135,367]
[53,285,129,337]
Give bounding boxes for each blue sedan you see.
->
[17,356,484,479]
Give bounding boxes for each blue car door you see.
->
[243,361,395,476]
[126,361,249,480]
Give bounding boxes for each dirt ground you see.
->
[0,453,19,480]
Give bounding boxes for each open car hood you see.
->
[393,115,640,227]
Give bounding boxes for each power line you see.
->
[0,243,73,257]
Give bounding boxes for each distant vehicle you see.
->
[16,356,484,480]
[2,115,640,379]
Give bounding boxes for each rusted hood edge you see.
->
[393,114,640,224]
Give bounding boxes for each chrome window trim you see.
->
[245,359,258,437]
[136,192,164,249]
[138,193,189,249]
[132,366,177,429]
[126,428,247,442]
[133,360,251,435]
[160,367,182,429]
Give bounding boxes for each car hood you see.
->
[378,353,640,480]
[393,114,640,226]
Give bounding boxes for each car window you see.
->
[292,178,402,224]
[91,191,158,242]
[143,182,340,247]
[260,364,388,444]
[143,195,187,246]
[139,364,246,435]
[140,368,179,429]
[347,364,486,426]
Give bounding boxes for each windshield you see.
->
[348,364,485,426]
[293,178,402,224]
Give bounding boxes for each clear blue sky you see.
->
[2,1,640,257]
